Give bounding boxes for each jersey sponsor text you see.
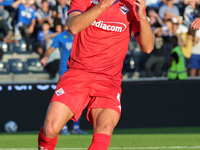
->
[91,20,126,32]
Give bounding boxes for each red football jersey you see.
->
[67,0,141,80]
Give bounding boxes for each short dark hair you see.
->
[43,20,50,25]
[42,0,48,3]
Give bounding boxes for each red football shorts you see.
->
[50,69,122,125]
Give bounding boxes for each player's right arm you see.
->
[67,0,117,35]
[41,46,56,66]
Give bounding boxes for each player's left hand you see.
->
[191,18,200,31]
[41,56,48,66]
[134,0,146,19]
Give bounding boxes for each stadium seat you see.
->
[8,59,28,74]
[0,61,10,74]
[123,55,135,72]
[12,40,32,54]
[0,41,13,54]
[27,58,46,73]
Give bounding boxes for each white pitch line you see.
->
[1,146,200,150]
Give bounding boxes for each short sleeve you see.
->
[130,5,141,36]
[51,34,61,48]
[18,4,23,9]
[68,0,88,15]
[131,17,140,36]
[37,30,42,41]
[32,9,36,20]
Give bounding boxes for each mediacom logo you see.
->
[91,20,127,32]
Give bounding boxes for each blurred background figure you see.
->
[145,0,162,13]
[167,36,188,80]
[145,27,166,77]
[158,0,180,21]
[52,0,70,27]
[183,0,199,28]
[189,29,200,77]
[35,0,56,9]
[35,21,53,58]
[42,22,62,80]
[148,9,164,31]
[35,0,54,35]
[177,28,195,74]
[12,0,36,51]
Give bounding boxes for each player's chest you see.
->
[89,0,135,32]
[61,36,74,50]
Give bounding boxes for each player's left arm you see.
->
[134,0,155,54]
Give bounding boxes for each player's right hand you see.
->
[41,56,48,66]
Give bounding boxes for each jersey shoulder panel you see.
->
[68,0,91,14]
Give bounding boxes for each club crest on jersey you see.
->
[66,42,73,50]
[55,88,65,96]
[120,5,129,15]
[91,0,98,5]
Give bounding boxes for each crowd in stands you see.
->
[0,0,200,80]
[125,0,200,78]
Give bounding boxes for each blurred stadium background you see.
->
[1,0,200,149]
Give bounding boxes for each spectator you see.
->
[0,1,18,41]
[35,0,54,34]
[145,27,166,77]
[177,28,195,72]
[162,16,174,37]
[162,10,184,36]
[35,21,53,58]
[43,22,62,80]
[44,39,60,80]
[0,19,13,39]
[52,0,69,26]
[1,0,17,26]
[145,0,162,12]
[0,0,9,20]
[148,9,164,31]
[183,0,199,28]
[35,0,56,8]
[0,0,15,9]
[189,30,200,76]
[167,36,188,80]
[12,0,36,51]
[45,23,62,45]
[158,0,180,21]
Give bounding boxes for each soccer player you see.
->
[41,25,88,135]
[38,0,155,149]
[191,18,200,31]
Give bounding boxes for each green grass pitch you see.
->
[0,127,200,150]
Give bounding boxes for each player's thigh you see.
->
[44,101,74,135]
[91,108,120,135]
